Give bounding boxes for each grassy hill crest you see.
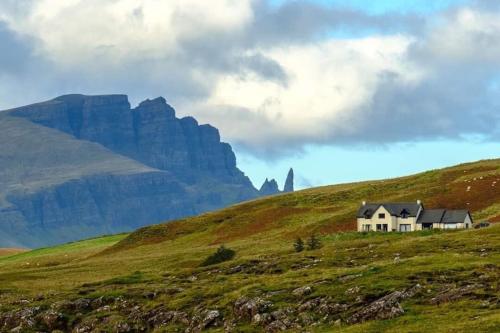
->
[0,158,498,332]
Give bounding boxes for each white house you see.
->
[356,201,473,232]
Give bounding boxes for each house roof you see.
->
[417,209,446,223]
[416,209,471,224]
[442,210,471,223]
[357,203,422,218]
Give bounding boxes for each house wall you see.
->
[464,214,472,228]
[357,204,472,232]
[396,216,417,231]
[417,214,472,230]
[357,206,416,232]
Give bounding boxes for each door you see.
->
[399,224,411,232]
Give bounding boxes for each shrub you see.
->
[307,234,321,250]
[294,237,305,252]
[201,245,235,266]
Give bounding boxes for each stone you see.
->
[234,297,273,320]
[115,322,131,333]
[38,310,66,330]
[347,284,421,324]
[430,284,477,305]
[292,286,313,297]
[201,310,221,328]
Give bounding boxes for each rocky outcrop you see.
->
[283,168,294,193]
[259,168,295,196]
[259,178,280,196]
[0,94,261,247]
[347,284,421,324]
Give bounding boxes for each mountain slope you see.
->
[0,159,498,332]
[0,95,262,248]
[111,158,500,252]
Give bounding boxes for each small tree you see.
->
[201,245,236,266]
[307,234,321,250]
[294,237,305,252]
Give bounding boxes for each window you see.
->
[444,223,457,229]
[376,224,388,232]
[378,213,386,219]
[362,224,371,232]
[401,209,410,219]
[399,224,411,232]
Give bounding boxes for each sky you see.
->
[0,0,499,189]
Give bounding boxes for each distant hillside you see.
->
[111,158,500,252]
[0,94,272,248]
[0,159,498,332]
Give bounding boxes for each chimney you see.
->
[417,200,421,205]
[362,201,366,206]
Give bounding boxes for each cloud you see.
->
[0,0,499,157]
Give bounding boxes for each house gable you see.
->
[357,202,422,219]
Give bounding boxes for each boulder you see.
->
[234,297,273,320]
[292,286,313,297]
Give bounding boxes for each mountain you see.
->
[0,159,498,332]
[0,94,262,248]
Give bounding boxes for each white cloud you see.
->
[198,35,420,147]
[2,0,254,65]
[0,1,499,155]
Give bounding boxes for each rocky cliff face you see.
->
[0,95,259,248]
[258,168,295,196]
[284,168,294,193]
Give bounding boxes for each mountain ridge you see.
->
[0,94,289,248]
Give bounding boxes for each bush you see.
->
[307,234,321,250]
[294,237,305,252]
[200,245,235,266]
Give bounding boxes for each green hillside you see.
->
[0,159,499,332]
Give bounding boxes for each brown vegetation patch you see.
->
[427,174,500,213]
[0,248,28,257]
[212,206,309,243]
[490,215,500,223]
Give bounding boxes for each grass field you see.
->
[0,159,498,332]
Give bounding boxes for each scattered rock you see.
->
[189,309,223,332]
[234,297,273,320]
[201,310,222,328]
[338,274,362,282]
[38,310,66,330]
[0,306,41,331]
[298,297,348,315]
[347,284,421,324]
[345,286,361,295]
[115,321,131,333]
[430,285,478,305]
[292,286,313,297]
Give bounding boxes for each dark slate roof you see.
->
[442,210,471,223]
[417,209,471,224]
[417,209,446,223]
[357,203,422,218]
